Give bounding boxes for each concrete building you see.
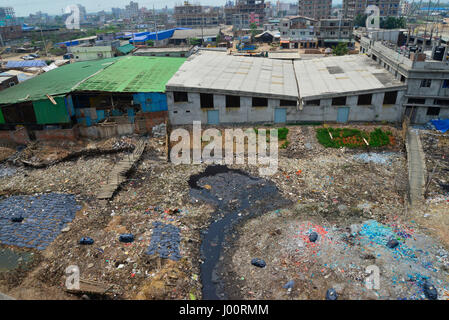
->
[169,28,221,46]
[133,46,195,58]
[343,0,400,18]
[166,51,299,125]
[69,45,117,62]
[360,36,449,124]
[124,1,139,20]
[0,7,22,41]
[174,2,221,28]
[166,51,406,125]
[295,55,406,123]
[0,74,18,91]
[298,0,332,20]
[316,18,354,47]
[280,16,318,49]
[225,0,266,29]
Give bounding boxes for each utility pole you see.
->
[40,23,48,56]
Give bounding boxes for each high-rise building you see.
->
[124,1,139,19]
[78,4,87,23]
[343,0,400,18]
[298,0,332,20]
[224,0,266,28]
[174,2,220,28]
[0,7,17,26]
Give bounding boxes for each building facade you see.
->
[174,3,221,28]
[298,0,332,20]
[280,16,318,49]
[343,0,400,18]
[360,35,449,124]
[225,0,266,28]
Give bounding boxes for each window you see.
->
[200,93,214,108]
[434,99,449,106]
[358,94,372,105]
[408,98,425,104]
[442,79,449,89]
[173,91,188,103]
[400,75,406,83]
[427,107,440,116]
[306,99,320,106]
[226,95,240,108]
[383,91,398,104]
[332,96,346,106]
[420,79,431,88]
[280,99,297,107]
[252,97,268,107]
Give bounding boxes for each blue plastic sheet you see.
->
[431,119,449,133]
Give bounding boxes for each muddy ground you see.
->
[0,125,448,300]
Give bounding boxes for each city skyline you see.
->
[1,0,345,17]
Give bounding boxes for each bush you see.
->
[316,127,392,148]
[277,127,289,140]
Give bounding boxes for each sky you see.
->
[2,0,341,17]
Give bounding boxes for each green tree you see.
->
[250,22,258,40]
[145,40,154,47]
[380,16,407,29]
[333,42,349,56]
[189,38,202,46]
[354,14,367,28]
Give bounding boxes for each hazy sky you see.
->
[2,0,343,17]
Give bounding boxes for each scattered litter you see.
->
[326,288,338,300]
[79,237,94,245]
[119,234,134,243]
[251,258,266,268]
[283,280,295,289]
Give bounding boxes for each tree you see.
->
[354,14,367,28]
[250,23,258,39]
[333,42,349,56]
[380,16,407,29]
[145,40,154,47]
[189,38,202,46]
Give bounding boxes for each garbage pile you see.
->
[152,124,167,138]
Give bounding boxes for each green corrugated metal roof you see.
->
[117,44,135,55]
[76,56,186,93]
[0,57,119,105]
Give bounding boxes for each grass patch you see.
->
[316,127,394,148]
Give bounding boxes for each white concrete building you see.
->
[166,51,407,125]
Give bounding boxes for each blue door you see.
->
[207,110,219,125]
[274,108,287,123]
[337,107,350,123]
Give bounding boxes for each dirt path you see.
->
[407,129,427,206]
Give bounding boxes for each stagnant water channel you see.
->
[189,165,290,300]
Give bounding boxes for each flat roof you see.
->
[171,28,221,40]
[166,51,299,99]
[76,56,186,93]
[294,55,407,100]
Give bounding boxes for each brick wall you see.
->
[0,127,30,145]
[34,127,79,142]
[135,111,168,134]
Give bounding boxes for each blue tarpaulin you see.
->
[5,60,47,68]
[431,119,449,133]
[128,28,190,44]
